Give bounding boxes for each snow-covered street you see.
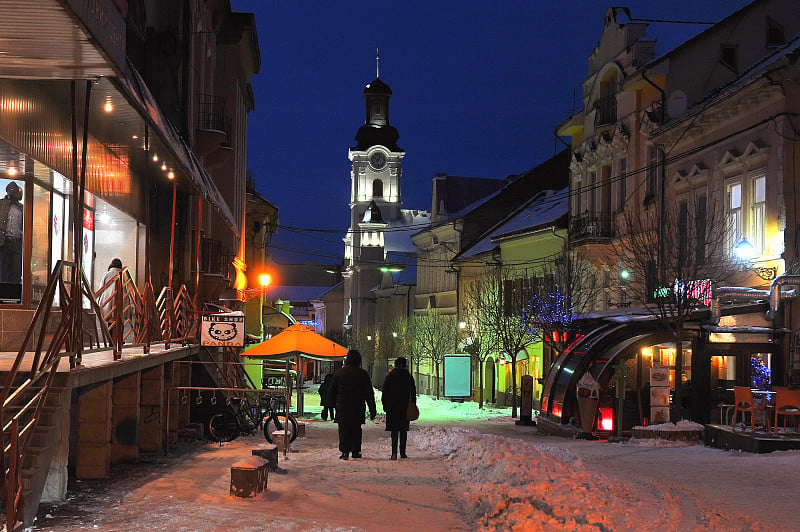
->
[34,394,799,531]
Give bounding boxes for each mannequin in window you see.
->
[0,182,23,284]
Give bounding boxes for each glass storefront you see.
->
[0,139,141,309]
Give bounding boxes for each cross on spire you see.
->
[376,48,380,78]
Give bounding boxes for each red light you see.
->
[598,407,613,431]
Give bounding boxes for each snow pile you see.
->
[412,426,766,531]
[632,419,705,431]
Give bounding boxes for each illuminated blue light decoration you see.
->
[751,356,771,391]
[523,290,575,342]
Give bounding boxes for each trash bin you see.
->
[576,372,601,434]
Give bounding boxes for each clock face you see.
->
[369,151,387,170]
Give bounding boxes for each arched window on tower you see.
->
[373,179,383,198]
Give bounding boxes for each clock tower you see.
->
[343,50,405,332]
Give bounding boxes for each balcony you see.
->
[569,212,614,244]
[196,94,231,156]
[593,96,617,127]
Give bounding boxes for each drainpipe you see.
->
[710,286,769,324]
[766,275,800,320]
[641,71,667,285]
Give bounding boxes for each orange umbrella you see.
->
[244,323,347,361]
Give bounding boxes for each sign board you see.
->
[201,313,245,347]
[443,355,471,397]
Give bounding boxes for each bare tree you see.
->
[346,326,376,377]
[409,309,458,399]
[614,197,737,420]
[463,266,538,417]
[527,252,602,362]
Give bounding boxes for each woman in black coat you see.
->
[381,357,416,460]
[330,350,376,460]
[318,373,335,421]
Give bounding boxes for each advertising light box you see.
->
[443,355,472,397]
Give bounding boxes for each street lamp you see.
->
[258,273,272,340]
[733,238,777,281]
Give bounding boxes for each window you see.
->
[601,165,611,217]
[678,201,688,270]
[589,171,597,214]
[617,159,627,212]
[751,176,766,254]
[646,147,661,202]
[372,179,383,198]
[767,19,785,48]
[727,182,742,252]
[695,194,707,266]
[727,176,766,258]
[720,45,738,72]
[0,178,25,304]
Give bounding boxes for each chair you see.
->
[773,387,800,433]
[731,386,770,432]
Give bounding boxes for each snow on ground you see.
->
[33,389,799,531]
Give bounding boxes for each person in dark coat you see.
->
[330,350,376,460]
[381,357,416,460]
[318,373,335,421]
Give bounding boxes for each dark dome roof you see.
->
[354,124,403,152]
[363,78,392,95]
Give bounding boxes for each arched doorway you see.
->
[484,357,496,403]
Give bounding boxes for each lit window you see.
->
[727,182,742,254]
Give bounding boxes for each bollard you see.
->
[272,431,289,453]
[252,444,279,472]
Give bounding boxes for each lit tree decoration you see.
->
[751,356,771,391]
[523,289,576,344]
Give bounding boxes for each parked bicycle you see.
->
[262,394,299,444]
[208,395,260,442]
[207,393,298,444]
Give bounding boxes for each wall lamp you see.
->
[733,238,777,281]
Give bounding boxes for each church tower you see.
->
[343,50,405,332]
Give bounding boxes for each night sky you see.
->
[232,1,751,264]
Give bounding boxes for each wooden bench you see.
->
[230,456,269,498]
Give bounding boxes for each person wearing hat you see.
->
[0,181,24,284]
[381,357,416,460]
[329,349,376,460]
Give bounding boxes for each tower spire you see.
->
[376,48,380,78]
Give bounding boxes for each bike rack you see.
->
[165,360,293,458]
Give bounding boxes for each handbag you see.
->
[406,401,420,421]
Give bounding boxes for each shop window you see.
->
[30,183,50,304]
[751,353,771,390]
[0,178,25,304]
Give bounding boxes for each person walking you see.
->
[330,350,376,460]
[381,357,416,460]
[318,373,335,421]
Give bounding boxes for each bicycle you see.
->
[208,395,261,442]
[261,394,299,445]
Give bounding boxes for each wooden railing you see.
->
[1,262,200,529]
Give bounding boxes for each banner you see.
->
[201,313,245,347]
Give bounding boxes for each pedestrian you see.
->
[329,350,376,460]
[318,373,335,421]
[98,258,123,333]
[381,357,416,460]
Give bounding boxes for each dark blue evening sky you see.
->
[232,1,751,264]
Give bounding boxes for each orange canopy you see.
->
[244,323,348,361]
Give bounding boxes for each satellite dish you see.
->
[666,90,687,119]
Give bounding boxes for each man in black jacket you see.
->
[330,350,376,460]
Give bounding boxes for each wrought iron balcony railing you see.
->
[569,212,615,243]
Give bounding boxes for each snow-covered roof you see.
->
[457,188,568,260]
